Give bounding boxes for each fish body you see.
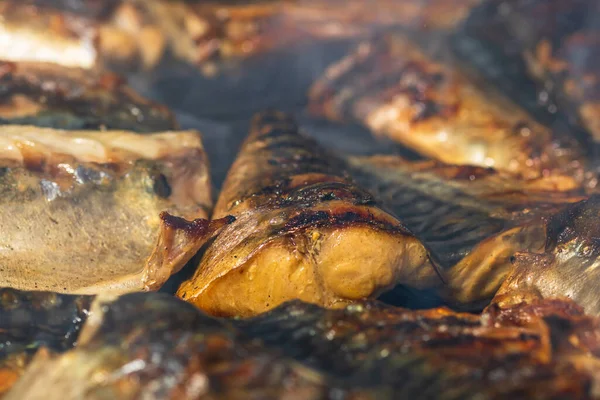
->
[309,32,586,181]
[495,195,600,316]
[5,293,331,400]
[0,61,176,132]
[6,293,600,399]
[177,112,439,317]
[0,126,222,294]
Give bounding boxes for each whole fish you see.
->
[347,155,584,307]
[309,32,587,182]
[0,61,176,132]
[0,288,94,396]
[494,195,600,316]
[4,293,334,400]
[0,126,228,294]
[177,111,440,317]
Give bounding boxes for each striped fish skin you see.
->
[495,195,600,317]
[309,32,587,182]
[457,0,600,147]
[0,61,176,132]
[0,289,94,396]
[0,127,222,295]
[4,293,335,400]
[237,298,600,399]
[177,111,440,317]
[347,155,585,307]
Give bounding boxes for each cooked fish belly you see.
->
[0,61,176,132]
[240,298,600,399]
[309,33,586,181]
[0,288,94,396]
[4,293,331,400]
[494,195,600,316]
[177,111,439,317]
[347,155,585,307]
[0,126,226,294]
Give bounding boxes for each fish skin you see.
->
[0,61,177,132]
[309,32,587,182]
[4,293,335,400]
[177,111,440,317]
[0,126,224,295]
[494,195,600,317]
[0,288,94,396]
[238,298,600,399]
[346,155,585,308]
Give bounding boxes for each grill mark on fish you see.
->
[177,111,440,317]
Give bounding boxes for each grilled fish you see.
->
[0,288,93,396]
[0,126,227,294]
[4,292,332,400]
[177,111,439,317]
[347,155,584,307]
[309,32,586,181]
[7,293,600,399]
[458,0,600,145]
[238,298,600,399]
[0,0,482,74]
[0,61,176,132]
[494,195,600,316]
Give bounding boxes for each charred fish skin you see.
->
[4,293,332,400]
[177,111,438,317]
[0,61,177,132]
[309,32,586,182]
[495,195,600,317]
[0,126,222,295]
[456,0,600,148]
[238,299,600,399]
[0,289,94,395]
[346,155,584,308]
